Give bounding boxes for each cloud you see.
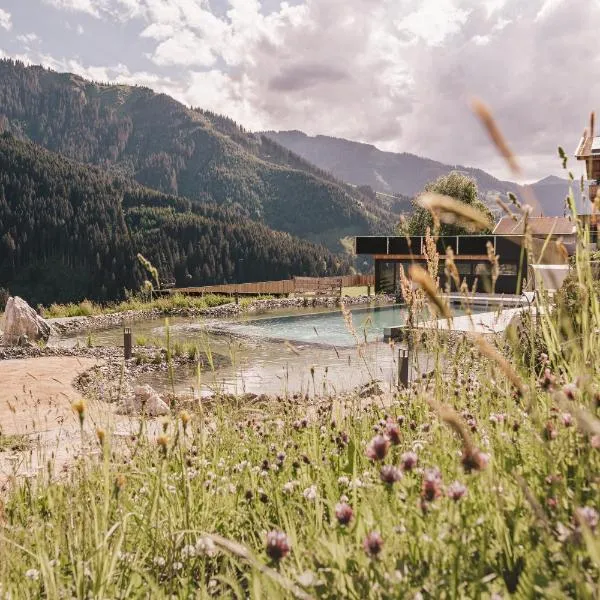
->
[268,64,350,92]
[42,0,101,17]
[9,0,600,181]
[150,29,217,67]
[0,8,12,31]
[43,0,143,20]
[16,33,41,45]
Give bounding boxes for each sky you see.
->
[0,0,598,182]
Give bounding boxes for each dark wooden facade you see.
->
[356,235,531,295]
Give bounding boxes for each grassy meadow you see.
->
[1,216,600,598]
[2,112,600,598]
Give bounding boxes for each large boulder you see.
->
[118,384,170,417]
[3,296,51,345]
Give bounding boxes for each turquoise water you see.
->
[59,303,489,396]
[227,305,410,347]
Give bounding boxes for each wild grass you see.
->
[2,215,600,597]
[2,116,600,597]
[0,433,30,452]
[41,293,235,318]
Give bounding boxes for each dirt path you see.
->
[0,357,98,435]
[0,356,121,484]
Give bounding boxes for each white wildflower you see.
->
[337,476,350,487]
[282,480,298,495]
[172,561,183,571]
[24,569,39,581]
[181,544,197,560]
[303,485,317,501]
[195,536,217,557]
[153,556,166,567]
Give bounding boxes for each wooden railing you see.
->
[168,274,374,297]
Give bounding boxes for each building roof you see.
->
[493,216,576,236]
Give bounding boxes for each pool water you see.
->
[59,302,487,397]
[225,304,412,347]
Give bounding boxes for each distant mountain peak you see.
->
[532,175,569,186]
[263,130,585,217]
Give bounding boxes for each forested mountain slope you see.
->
[263,131,586,216]
[0,134,348,305]
[0,60,392,249]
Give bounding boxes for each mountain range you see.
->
[0,60,394,254]
[262,131,587,217]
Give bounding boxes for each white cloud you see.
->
[43,0,143,20]
[535,0,564,21]
[7,0,600,181]
[394,0,470,46]
[0,8,12,31]
[16,33,41,44]
[43,0,101,17]
[151,29,216,67]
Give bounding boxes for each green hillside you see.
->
[0,133,349,305]
[0,60,392,249]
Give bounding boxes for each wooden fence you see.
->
[168,274,374,297]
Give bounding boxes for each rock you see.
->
[118,384,170,417]
[3,296,52,345]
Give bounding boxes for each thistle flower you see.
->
[363,531,384,557]
[157,434,169,457]
[543,422,558,441]
[96,428,105,447]
[385,421,402,445]
[282,481,297,495]
[335,502,353,525]
[114,473,126,497]
[421,468,442,502]
[380,465,403,485]
[195,536,217,557]
[538,368,556,391]
[561,413,573,427]
[180,410,191,432]
[461,448,489,473]
[266,530,291,561]
[447,481,467,502]
[400,451,418,472]
[562,383,577,400]
[365,435,390,461]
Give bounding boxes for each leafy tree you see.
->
[404,171,493,236]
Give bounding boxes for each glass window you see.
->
[456,262,472,275]
[474,263,490,276]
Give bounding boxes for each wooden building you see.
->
[575,117,600,204]
[354,234,568,295]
